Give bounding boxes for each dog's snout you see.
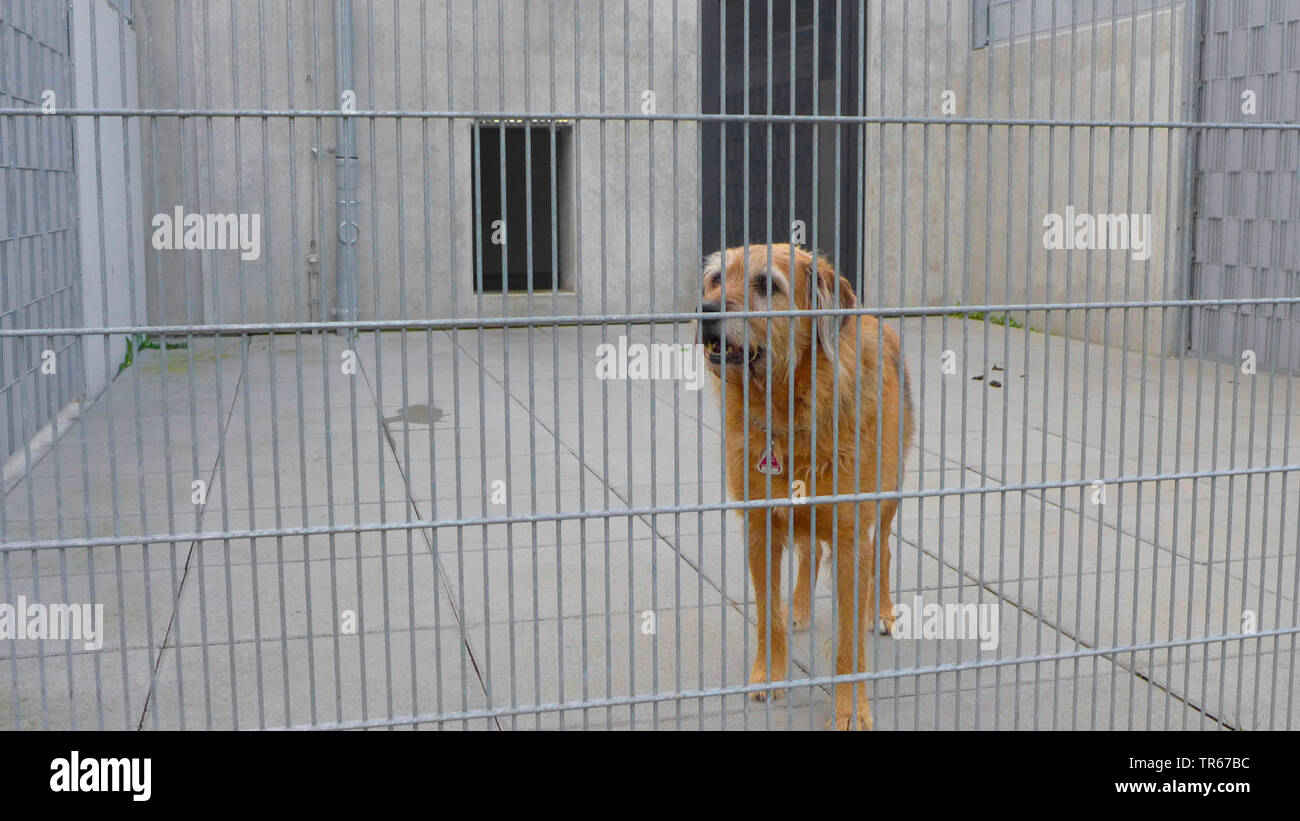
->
[698,301,724,344]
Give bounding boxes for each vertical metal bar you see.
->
[1012,0,1038,730]
[42,0,75,734]
[843,0,862,732]
[389,0,409,730]
[304,0,326,729]
[763,0,789,733]
[111,0,152,733]
[914,0,932,733]
[778,0,797,731]
[1148,0,1182,730]
[1238,14,1272,729]
[951,0,975,729]
[360,0,383,730]
[319,0,346,725]
[517,0,538,732]
[189,0,216,731]
[1266,88,1300,734]
[810,0,827,732]
[546,0,563,730]
[333,0,357,325]
[520,0,543,730]
[737,0,752,733]
[1166,0,1201,730]
[1090,0,1121,731]
[492,0,518,732]
[621,0,634,730]
[361,0,389,731]
[1,0,17,728]
[598,0,612,729]
[86,0,130,732]
[892,0,909,730]
[172,0,200,731]
[470,0,498,730]
[714,0,727,731]
[3,0,41,730]
[645,0,659,730]
[670,0,682,732]
[1111,0,1145,731]
[278,0,301,728]
[444,0,471,732]
[886,0,903,731]
[694,0,705,731]
[972,0,998,730]
[226,0,255,730]
[416,0,438,733]
[1050,0,1082,731]
[1193,0,1236,732]
[571,0,591,731]
[212,0,241,731]
[990,0,1018,731]
[1069,0,1101,733]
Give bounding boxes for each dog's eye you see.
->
[752,275,780,295]
[704,271,720,288]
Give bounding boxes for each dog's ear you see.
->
[701,250,723,283]
[812,260,857,362]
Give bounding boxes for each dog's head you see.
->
[698,244,857,382]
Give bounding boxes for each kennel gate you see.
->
[1,0,1298,731]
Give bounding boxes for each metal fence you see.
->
[0,0,80,467]
[1,0,1298,730]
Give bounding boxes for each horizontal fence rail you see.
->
[4,462,1300,554]
[3,107,1300,130]
[5,296,1300,337]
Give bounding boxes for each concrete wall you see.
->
[863,0,1193,354]
[136,1,700,325]
[73,0,146,399]
[133,0,1196,353]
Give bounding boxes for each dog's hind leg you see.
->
[791,531,824,633]
[874,498,900,636]
[746,513,788,701]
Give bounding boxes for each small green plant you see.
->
[946,302,1040,333]
[137,336,188,353]
[117,334,189,375]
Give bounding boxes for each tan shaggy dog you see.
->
[698,244,914,731]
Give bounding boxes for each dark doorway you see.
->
[700,0,865,291]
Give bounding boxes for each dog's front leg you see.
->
[829,510,875,730]
[746,513,788,701]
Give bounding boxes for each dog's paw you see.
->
[748,666,786,701]
[877,611,896,636]
[828,707,873,731]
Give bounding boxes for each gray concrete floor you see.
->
[2,318,1298,730]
